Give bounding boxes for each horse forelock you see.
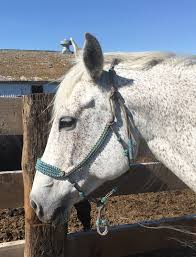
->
[52,60,85,119]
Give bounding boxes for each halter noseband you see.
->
[35,60,138,235]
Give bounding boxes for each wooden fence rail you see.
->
[64,215,196,257]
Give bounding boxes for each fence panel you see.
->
[0,98,22,135]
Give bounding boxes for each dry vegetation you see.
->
[0,50,74,81]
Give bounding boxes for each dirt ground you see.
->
[0,189,196,256]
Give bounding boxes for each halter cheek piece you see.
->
[36,60,138,236]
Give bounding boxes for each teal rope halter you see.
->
[36,63,138,236]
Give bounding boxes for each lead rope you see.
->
[71,182,117,236]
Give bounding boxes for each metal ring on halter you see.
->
[96,222,108,236]
[96,205,109,236]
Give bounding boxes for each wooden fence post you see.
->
[22,94,66,257]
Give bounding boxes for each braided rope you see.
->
[36,124,112,179]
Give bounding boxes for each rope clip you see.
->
[95,187,117,236]
[96,205,108,236]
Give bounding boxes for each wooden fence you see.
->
[0,95,195,257]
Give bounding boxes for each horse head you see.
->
[30,33,133,224]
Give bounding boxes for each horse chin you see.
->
[37,207,69,226]
[51,207,69,225]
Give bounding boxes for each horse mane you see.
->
[52,51,195,119]
[104,51,175,70]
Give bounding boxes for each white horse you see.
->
[30,33,196,226]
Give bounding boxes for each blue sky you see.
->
[0,0,195,54]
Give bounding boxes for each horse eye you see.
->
[59,116,77,131]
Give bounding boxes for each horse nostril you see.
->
[30,199,44,220]
[30,199,38,211]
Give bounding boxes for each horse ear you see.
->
[83,33,104,80]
